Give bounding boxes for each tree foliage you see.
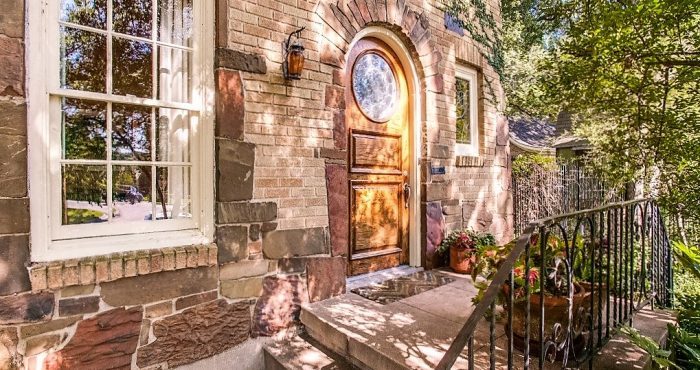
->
[536,0,700,235]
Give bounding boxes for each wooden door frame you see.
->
[347,27,422,268]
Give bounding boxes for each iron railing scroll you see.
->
[436,199,673,370]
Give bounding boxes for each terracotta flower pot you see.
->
[504,282,608,358]
[449,246,476,274]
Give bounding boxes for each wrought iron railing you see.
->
[512,163,622,235]
[437,199,673,370]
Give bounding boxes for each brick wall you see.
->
[0,0,513,368]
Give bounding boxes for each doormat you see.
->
[351,271,455,305]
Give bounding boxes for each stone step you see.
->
[263,333,358,370]
[301,270,677,370]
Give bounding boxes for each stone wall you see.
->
[0,0,512,368]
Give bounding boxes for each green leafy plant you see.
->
[673,241,700,280]
[437,229,495,256]
[669,241,700,368]
[470,234,610,305]
[621,326,679,369]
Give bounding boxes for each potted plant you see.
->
[437,229,496,274]
[471,234,607,359]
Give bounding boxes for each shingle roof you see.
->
[508,117,556,149]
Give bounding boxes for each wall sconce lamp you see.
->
[283,27,306,80]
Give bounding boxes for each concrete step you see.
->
[592,308,676,370]
[263,333,358,370]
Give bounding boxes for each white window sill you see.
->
[33,229,211,263]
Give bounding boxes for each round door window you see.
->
[352,52,398,122]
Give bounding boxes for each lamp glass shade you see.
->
[287,44,305,79]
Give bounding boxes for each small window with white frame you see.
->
[27,0,214,261]
[454,65,479,156]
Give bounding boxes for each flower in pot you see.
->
[472,234,608,360]
[437,229,496,274]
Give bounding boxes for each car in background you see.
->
[114,185,144,204]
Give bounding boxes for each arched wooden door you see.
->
[345,37,411,276]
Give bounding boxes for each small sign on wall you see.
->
[430,166,446,175]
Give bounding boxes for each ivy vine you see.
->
[442,0,505,106]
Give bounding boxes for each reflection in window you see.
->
[456,78,472,145]
[58,0,194,226]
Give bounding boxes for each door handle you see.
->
[403,183,411,209]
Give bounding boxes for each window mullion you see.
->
[107,102,113,222]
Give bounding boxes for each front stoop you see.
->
[295,269,677,370]
[299,271,483,370]
[263,334,358,370]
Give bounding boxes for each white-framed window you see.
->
[27,0,215,261]
[454,64,479,156]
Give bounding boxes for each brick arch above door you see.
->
[314,0,444,95]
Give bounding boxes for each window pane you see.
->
[112,104,152,161]
[155,166,191,220]
[60,0,107,30]
[158,0,193,46]
[157,46,192,103]
[456,78,472,145]
[62,98,107,160]
[61,27,107,93]
[156,108,190,162]
[113,0,153,38]
[113,37,153,98]
[112,165,152,222]
[62,165,108,225]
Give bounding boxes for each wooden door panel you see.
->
[350,131,402,173]
[350,181,402,256]
[345,37,410,276]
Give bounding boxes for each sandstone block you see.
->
[217,201,277,224]
[0,0,24,38]
[216,138,255,201]
[0,292,53,325]
[0,126,26,198]
[100,267,217,306]
[306,257,346,303]
[0,198,28,234]
[325,164,348,257]
[0,234,30,295]
[425,201,445,269]
[0,35,23,96]
[145,301,173,319]
[175,291,218,310]
[20,316,81,338]
[58,296,100,316]
[262,227,327,259]
[219,259,268,281]
[252,275,308,337]
[325,85,345,109]
[215,48,266,74]
[137,299,250,368]
[216,225,248,264]
[220,277,263,299]
[45,307,142,370]
[0,328,19,369]
[24,334,61,356]
[215,69,245,140]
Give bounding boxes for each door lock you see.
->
[403,183,411,209]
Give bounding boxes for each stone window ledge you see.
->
[456,155,484,167]
[28,245,218,291]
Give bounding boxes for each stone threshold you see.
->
[346,265,424,291]
[28,244,217,291]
